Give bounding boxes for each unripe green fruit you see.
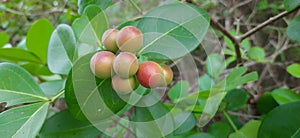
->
[102,29,119,52]
[116,26,143,53]
[90,51,115,79]
[136,61,165,88]
[161,65,173,86]
[113,52,139,78]
[112,75,136,94]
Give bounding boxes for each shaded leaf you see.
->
[39,110,103,138]
[133,99,174,137]
[224,89,249,111]
[257,93,279,115]
[173,112,196,135]
[72,5,108,50]
[284,0,300,11]
[287,16,300,42]
[65,53,129,121]
[78,0,112,14]
[258,101,300,138]
[39,80,65,98]
[0,102,49,138]
[137,2,210,60]
[48,24,77,75]
[198,74,215,91]
[206,53,225,78]
[208,122,230,138]
[0,63,47,106]
[199,67,258,127]
[187,133,214,138]
[168,80,190,103]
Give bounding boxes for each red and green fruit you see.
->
[136,61,165,88]
[116,26,143,53]
[90,51,115,79]
[161,64,173,86]
[113,52,139,78]
[102,29,119,53]
[112,75,137,94]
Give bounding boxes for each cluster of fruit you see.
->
[90,26,173,94]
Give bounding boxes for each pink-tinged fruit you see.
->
[102,29,119,52]
[112,75,136,94]
[90,51,115,79]
[116,26,143,53]
[113,52,139,78]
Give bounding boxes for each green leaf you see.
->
[48,24,77,75]
[0,102,49,138]
[247,46,266,61]
[39,80,65,98]
[271,88,300,105]
[39,110,102,138]
[287,16,300,42]
[21,63,52,76]
[26,18,54,63]
[72,5,108,50]
[225,67,258,91]
[199,67,258,127]
[117,20,140,29]
[199,74,215,91]
[258,101,300,138]
[287,63,300,78]
[0,48,42,64]
[78,0,112,14]
[187,133,214,138]
[230,120,261,138]
[223,89,249,111]
[137,2,210,60]
[0,32,9,47]
[65,53,129,121]
[208,122,230,138]
[176,90,210,113]
[206,53,225,78]
[0,63,48,106]
[173,112,196,135]
[168,80,190,103]
[133,100,174,137]
[257,93,279,114]
[284,0,300,11]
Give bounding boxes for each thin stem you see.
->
[211,18,243,64]
[129,0,143,15]
[240,5,300,41]
[223,111,238,132]
[50,90,65,103]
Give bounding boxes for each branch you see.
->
[240,5,300,41]
[4,8,65,17]
[211,18,243,64]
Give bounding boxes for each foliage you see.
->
[0,0,300,137]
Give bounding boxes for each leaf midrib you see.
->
[75,79,107,118]
[11,102,48,137]
[137,14,203,55]
[0,89,48,101]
